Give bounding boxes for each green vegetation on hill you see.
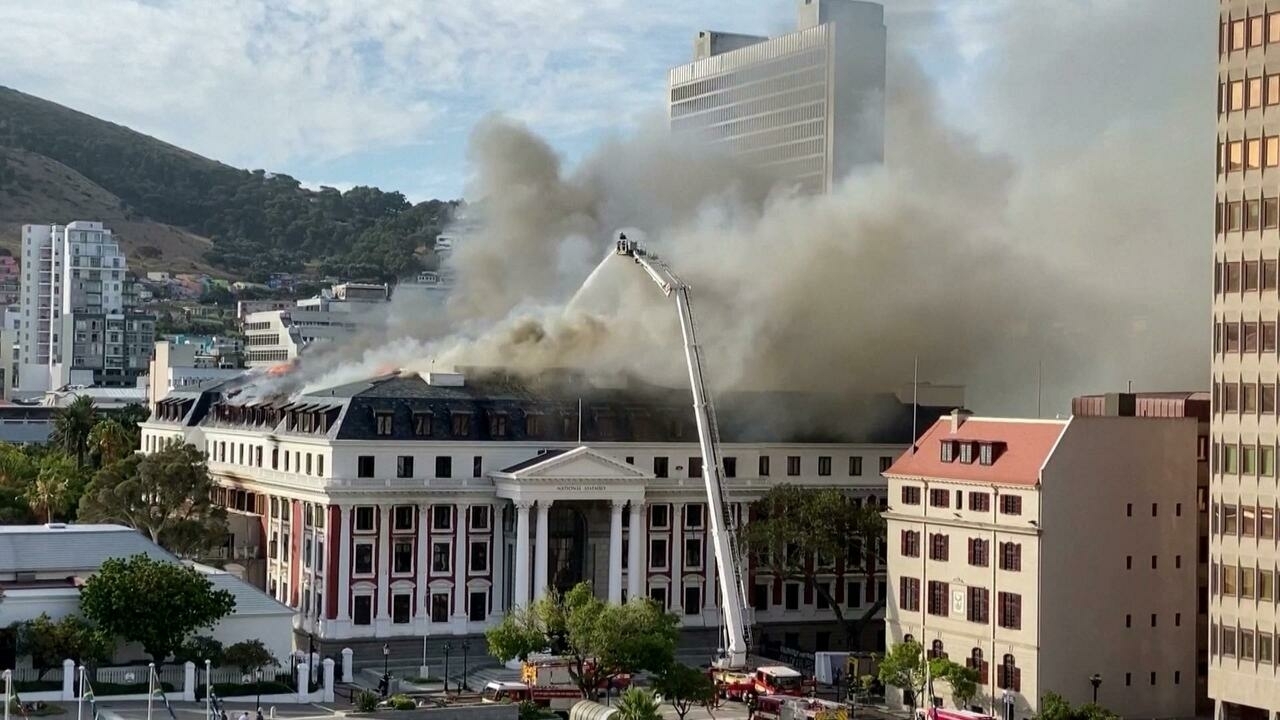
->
[0,86,457,279]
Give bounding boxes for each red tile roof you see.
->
[887,415,1067,487]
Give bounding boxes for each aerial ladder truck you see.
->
[613,234,754,672]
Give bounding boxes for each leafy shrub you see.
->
[355,690,380,713]
[389,694,416,711]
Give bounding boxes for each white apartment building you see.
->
[885,410,1199,720]
[668,0,886,194]
[18,221,153,391]
[243,283,389,367]
[137,369,948,658]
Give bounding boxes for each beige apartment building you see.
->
[1214,4,1280,720]
[885,409,1198,719]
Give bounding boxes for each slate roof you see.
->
[0,524,293,618]
[0,524,170,573]
[197,566,295,617]
[500,449,568,473]
[156,367,953,446]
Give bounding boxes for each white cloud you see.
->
[0,0,703,171]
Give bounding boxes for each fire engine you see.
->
[711,665,815,701]
[481,657,631,713]
[751,695,845,720]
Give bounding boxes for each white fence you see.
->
[3,659,335,704]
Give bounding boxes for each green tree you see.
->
[24,452,81,523]
[486,583,679,699]
[113,403,151,430]
[0,444,38,524]
[78,443,227,557]
[615,688,662,720]
[934,660,979,709]
[742,484,886,648]
[1034,692,1120,720]
[173,636,224,667]
[79,554,236,664]
[88,419,134,468]
[223,639,278,676]
[12,613,112,678]
[52,396,97,466]
[878,641,928,715]
[653,664,715,720]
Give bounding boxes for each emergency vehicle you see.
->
[750,694,845,720]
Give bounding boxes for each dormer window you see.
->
[958,442,975,464]
[375,411,393,436]
[940,441,956,462]
[979,443,994,466]
[413,412,433,438]
[451,412,471,437]
[488,412,508,438]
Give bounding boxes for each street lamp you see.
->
[1001,689,1014,720]
[381,644,391,697]
[461,640,470,694]
[1089,674,1102,705]
[443,642,453,694]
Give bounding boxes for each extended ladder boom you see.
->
[615,236,751,669]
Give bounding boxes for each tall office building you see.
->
[667,0,886,194]
[18,221,154,392]
[1212,6,1280,720]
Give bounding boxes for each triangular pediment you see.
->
[495,446,650,481]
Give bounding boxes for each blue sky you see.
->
[0,0,994,201]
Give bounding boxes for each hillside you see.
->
[0,147,221,275]
[0,86,456,280]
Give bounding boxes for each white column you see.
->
[627,501,646,602]
[608,501,625,604]
[416,504,430,631]
[491,503,506,616]
[376,505,391,626]
[337,505,352,622]
[513,502,532,609]
[671,502,684,613]
[453,501,470,625]
[534,499,554,600]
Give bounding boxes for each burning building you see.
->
[141,367,959,657]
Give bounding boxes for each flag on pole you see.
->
[922,648,935,720]
[11,686,30,720]
[83,676,101,720]
[150,667,178,720]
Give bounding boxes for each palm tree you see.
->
[615,689,662,720]
[88,419,133,467]
[51,396,97,466]
[24,454,78,523]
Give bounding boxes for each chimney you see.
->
[950,408,972,433]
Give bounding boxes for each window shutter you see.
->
[1013,667,1022,692]
[997,665,1006,689]
[980,661,989,684]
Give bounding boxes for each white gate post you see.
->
[61,659,75,701]
[182,662,196,702]
[340,648,353,683]
[321,659,335,703]
[296,663,309,702]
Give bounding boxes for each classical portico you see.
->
[492,446,650,609]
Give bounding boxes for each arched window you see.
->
[929,639,946,659]
[968,648,988,683]
[998,653,1021,692]
[904,634,915,645]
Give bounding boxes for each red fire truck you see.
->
[750,695,844,720]
[712,665,816,701]
[482,657,632,713]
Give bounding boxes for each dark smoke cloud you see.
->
[275,0,1210,418]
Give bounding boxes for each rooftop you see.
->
[886,413,1067,487]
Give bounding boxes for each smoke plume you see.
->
[269,1,1212,417]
